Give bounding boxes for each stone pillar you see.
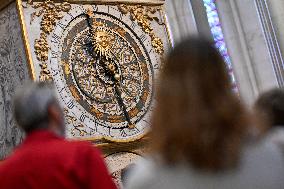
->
[215,0,278,105]
[165,0,197,44]
[0,2,30,159]
[258,0,284,86]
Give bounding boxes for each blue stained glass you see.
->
[204,3,216,12]
[207,16,220,27]
[207,11,218,21]
[203,0,215,4]
[203,0,238,90]
[211,27,223,41]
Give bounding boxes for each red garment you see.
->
[0,130,118,189]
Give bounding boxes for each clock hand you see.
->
[85,10,135,129]
[113,84,135,129]
[85,10,100,61]
[103,57,135,129]
[107,51,133,97]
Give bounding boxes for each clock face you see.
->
[22,2,170,142]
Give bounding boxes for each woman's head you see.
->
[151,37,249,171]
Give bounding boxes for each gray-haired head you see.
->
[13,82,64,134]
[254,88,284,127]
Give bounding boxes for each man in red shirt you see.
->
[0,82,117,189]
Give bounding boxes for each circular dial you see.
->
[63,13,153,128]
[49,5,160,141]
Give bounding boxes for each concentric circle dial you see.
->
[48,4,166,141]
[59,11,153,131]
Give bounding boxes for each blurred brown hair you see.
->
[151,37,249,171]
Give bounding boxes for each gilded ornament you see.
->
[108,115,123,123]
[87,10,115,60]
[69,85,81,101]
[72,124,87,136]
[39,63,53,82]
[129,107,139,117]
[64,109,87,137]
[118,4,164,54]
[34,33,49,62]
[91,107,104,119]
[93,28,115,59]
[27,0,71,81]
[116,27,127,37]
[64,109,77,125]
[61,61,71,76]
[141,90,149,103]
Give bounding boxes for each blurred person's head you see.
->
[254,88,284,128]
[151,37,249,172]
[13,82,65,136]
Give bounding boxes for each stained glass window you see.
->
[203,0,238,92]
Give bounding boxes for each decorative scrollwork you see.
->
[26,0,71,81]
[64,109,87,137]
[118,4,164,55]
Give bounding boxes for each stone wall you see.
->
[0,3,30,159]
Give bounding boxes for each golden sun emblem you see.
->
[93,28,114,59]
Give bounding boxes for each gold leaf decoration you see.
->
[34,33,49,62]
[61,61,71,76]
[69,85,81,101]
[64,109,87,137]
[39,63,52,82]
[118,4,164,55]
[27,0,71,81]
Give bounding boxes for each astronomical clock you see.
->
[16,0,171,186]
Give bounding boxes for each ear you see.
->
[47,103,65,135]
[48,104,62,124]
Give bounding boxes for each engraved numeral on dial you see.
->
[79,114,87,122]
[59,86,66,93]
[120,129,127,137]
[108,128,113,137]
[51,33,61,44]
[51,50,58,59]
[58,22,67,29]
[130,21,136,30]
[92,5,98,12]
[140,34,147,43]
[153,63,160,70]
[51,67,59,76]
[67,12,75,19]
[67,100,75,109]
[118,13,123,20]
[131,127,140,135]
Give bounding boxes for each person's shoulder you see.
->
[242,136,284,173]
[266,126,284,146]
[64,139,103,156]
[0,154,22,179]
[64,139,91,147]
[63,139,95,150]
[125,156,159,189]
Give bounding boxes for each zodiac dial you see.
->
[48,4,162,142]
